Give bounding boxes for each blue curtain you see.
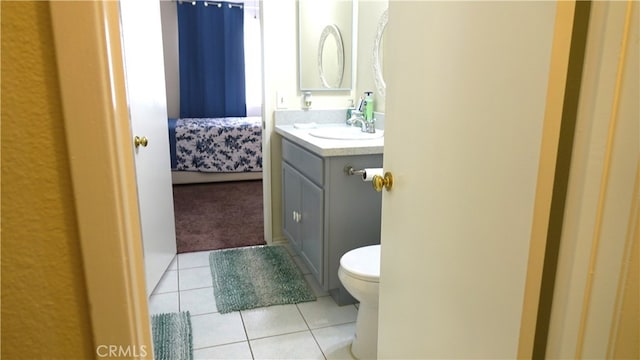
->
[177,1,246,118]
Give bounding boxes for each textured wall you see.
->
[1,2,94,358]
[614,226,639,359]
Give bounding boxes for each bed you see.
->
[169,117,263,184]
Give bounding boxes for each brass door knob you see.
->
[372,172,393,192]
[134,136,148,148]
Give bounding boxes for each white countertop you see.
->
[275,123,384,157]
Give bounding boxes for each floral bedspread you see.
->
[174,117,262,173]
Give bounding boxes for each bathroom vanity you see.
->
[276,122,383,305]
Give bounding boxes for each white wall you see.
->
[160,1,179,118]
[261,0,299,242]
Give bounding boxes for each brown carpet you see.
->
[173,180,265,253]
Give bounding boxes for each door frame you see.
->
[518,0,584,356]
[51,1,152,351]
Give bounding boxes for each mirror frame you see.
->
[318,24,345,89]
[298,0,357,91]
[372,9,388,98]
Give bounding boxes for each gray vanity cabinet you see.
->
[281,137,383,305]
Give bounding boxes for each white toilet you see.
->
[338,244,381,360]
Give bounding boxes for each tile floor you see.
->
[149,245,359,360]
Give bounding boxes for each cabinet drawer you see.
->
[282,139,323,185]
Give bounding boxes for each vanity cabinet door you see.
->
[299,175,323,283]
[282,160,324,285]
[282,162,302,252]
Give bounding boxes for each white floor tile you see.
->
[241,304,308,339]
[180,287,217,315]
[190,312,247,349]
[150,244,366,360]
[250,331,325,360]
[305,274,330,297]
[168,256,178,270]
[297,296,358,329]
[312,323,357,360]
[193,341,253,360]
[179,266,213,291]
[178,251,212,269]
[148,292,179,314]
[152,270,178,294]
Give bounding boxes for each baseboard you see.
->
[270,236,288,246]
[172,171,262,184]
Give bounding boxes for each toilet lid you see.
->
[340,244,380,282]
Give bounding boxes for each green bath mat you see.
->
[209,245,316,313]
[151,311,193,360]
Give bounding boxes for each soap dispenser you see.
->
[303,91,312,109]
[364,91,374,121]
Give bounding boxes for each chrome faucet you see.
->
[346,110,376,133]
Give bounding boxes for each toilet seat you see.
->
[340,244,380,283]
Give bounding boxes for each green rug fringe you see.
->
[151,311,193,360]
[209,245,316,313]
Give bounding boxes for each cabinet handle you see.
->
[297,212,302,223]
[293,211,297,222]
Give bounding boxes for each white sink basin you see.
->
[308,127,384,140]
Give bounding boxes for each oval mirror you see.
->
[298,0,354,91]
[372,9,388,97]
[318,24,345,88]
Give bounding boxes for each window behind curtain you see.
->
[244,0,262,117]
[177,1,247,118]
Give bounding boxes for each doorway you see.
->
[158,1,268,255]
